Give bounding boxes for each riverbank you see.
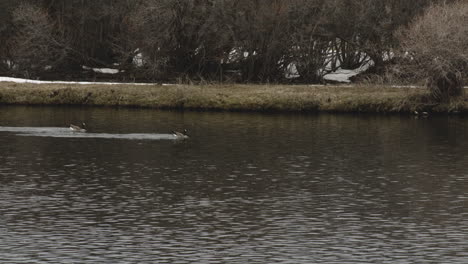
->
[0,82,466,114]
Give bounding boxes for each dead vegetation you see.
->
[1,82,466,114]
[396,1,468,102]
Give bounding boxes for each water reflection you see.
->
[0,126,177,140]
[0,106,467,263]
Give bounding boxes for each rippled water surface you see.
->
[1,106,468,263]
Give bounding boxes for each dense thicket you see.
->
[0,0,464,86]
[397,1,467,101]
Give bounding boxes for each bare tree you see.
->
[0,0,19,73]
[286,0,330,82]
[225,0,290,82]
[2,0,461,84]
[8,3,66,78]
[127,0,230,81]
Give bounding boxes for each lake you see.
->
[0,106,467,263]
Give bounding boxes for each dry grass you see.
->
[0,82,467,114]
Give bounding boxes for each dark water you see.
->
[0,106,467,263]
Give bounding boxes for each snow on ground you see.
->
[323,68,361,83]
[82,66,120,74]
[0,76,161,86]
[1,76,465,89]
[323,61,371,83]
[285,63,362,82]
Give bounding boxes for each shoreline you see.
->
[0,82,467,114]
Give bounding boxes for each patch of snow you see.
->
[0,76,171,86]
[97,68,119,74]
[242,51,257,58]
[133,53,144,67]
[1,76,465,89]
[391,85,419,88]
[323,61,372,83]
[3,60,17,70]
[323,69,359,83]
[227,49,240,63]
[383,51,394,61]
[82,66,119,74]
[324,51,371,71]
[285,63,300,79]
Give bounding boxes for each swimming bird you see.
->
[69,122,87,132]
[414,110,429,116]
[171,129,188,139]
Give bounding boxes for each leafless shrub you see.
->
[1,0,459,84]
[8,3,65,78]
[0,1,14,73]
[397,1,468,101]
[127,0,230,81]
[227,0,292,82]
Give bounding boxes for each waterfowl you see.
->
[414,111,429,116]
[70,122,87,132]
[171,129,188,139]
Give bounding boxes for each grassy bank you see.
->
[0,82,467,114]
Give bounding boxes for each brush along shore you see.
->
[0,82,466,114]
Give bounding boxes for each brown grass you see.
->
[0,82,467,114]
